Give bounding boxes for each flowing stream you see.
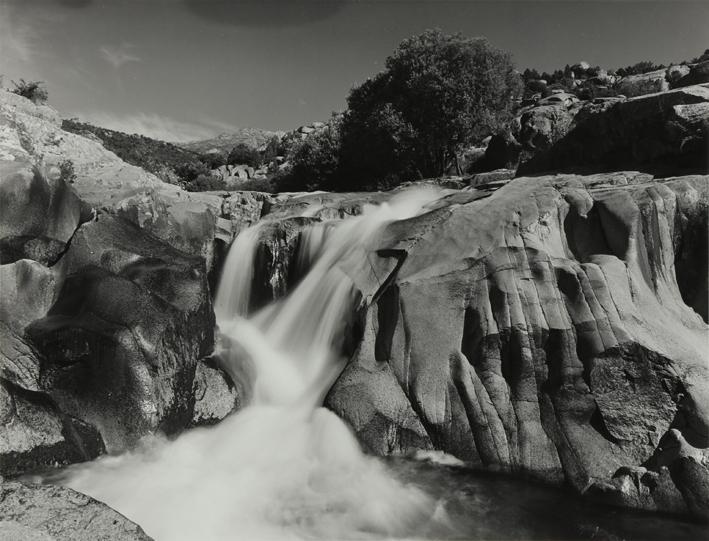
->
[44,188,706,541]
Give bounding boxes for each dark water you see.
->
[386,458,708,541]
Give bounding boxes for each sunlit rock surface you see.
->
[0,481,152,540]
[190,360,240,427]
[0,93,238,463]
[325,172,709,519]
[26,215,215,451]
[0,323,104,476]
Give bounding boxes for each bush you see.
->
[185,173,226,192]
[278,115,342,191]
[173,161,213,182]
[10,79,48,104]
[227,143,262,167]
[337,29,523,190]
[62,119,209,185]
[58,160,76,184]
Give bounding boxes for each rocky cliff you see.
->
[0,90,240,471]
[322,172,709,519]
[1,83,708,533]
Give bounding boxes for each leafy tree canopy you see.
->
[336,29,523,189]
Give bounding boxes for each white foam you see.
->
[59,187,447,541]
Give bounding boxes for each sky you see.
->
[1,0,707,142]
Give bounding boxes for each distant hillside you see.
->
[180,128,284,156]
[62,118,207,184]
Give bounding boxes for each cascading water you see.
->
[38,187,709,541]
[50,188,450,541]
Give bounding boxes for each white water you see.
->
[55,188,447,541]
[214,224,263,319]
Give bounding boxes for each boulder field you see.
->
[0,84,708,534]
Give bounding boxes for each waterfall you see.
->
[54,188,447,541]
[213,224,263,319]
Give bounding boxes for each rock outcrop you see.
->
[0,323,104,476]
[0,92,239,468]
[519,85,709,175]
[0,481,152,540]
[190,360,240,427]
[616,69,670,97]
[324,172,709,519]
[26,215,215,451]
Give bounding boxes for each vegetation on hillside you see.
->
[61,118,226,190]
[7,40,707,194]
[10,79,48,105]
[277,30,523,191]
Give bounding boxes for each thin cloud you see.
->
[0,3,35,64]
[99,43,142,69]
[73,111,239,143]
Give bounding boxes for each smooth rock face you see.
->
[0,162,88,265]
[0,260,59,333]
[616,69,670,97]
[325,172,709,519]
[190,360,239,427]
[675,61,709,88]
[26,215,214,451]
[519,85,709,175]
[518,104,577,152]
[0,91,163,208]
[0,92,237,472]
[0,323,104,476]
[0,481,152,541]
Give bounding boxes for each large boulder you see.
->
[190,360,239,427]
[0,323,104,476]
[0,259,59,333]
[518,104,578,153]
[616,69,669,97]
[675,61,709,88]
[519,86,709,175]
[325,173,709,519]
[0,161,89,265]
[112,188,224,271]
[0,481,152,540]
[26,215,215,451]
[0,91,163,208]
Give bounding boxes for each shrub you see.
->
[278,115,343,191]
[185,173,226,192]
[61,119,208,185]
[10,79,48,104]
[227,143,262,167]
[58,160,76,184]
[173,161,213,182]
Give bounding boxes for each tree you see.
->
[337,29,523,189]
[10,79,48,104]
[278,115,343,191]
[227,143,262,167]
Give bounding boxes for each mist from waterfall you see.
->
[53,188,452,541]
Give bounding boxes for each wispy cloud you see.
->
[0,3,35,65]
[73,111,240,143]
[99,43,141,69]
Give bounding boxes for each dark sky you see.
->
[1,0,707,141]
